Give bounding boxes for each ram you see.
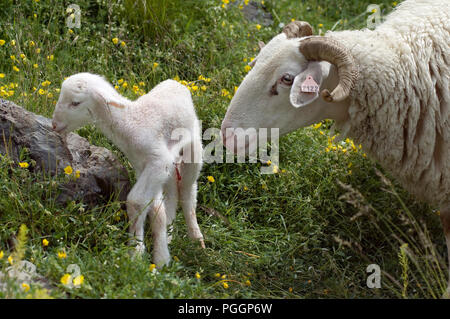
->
[52,72,205,266]
[221,0,450,293]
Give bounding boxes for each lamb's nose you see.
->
[52,121,57,131]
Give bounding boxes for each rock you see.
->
[0,260,53,295]
[0,99,131,206]
[239,1,273,26]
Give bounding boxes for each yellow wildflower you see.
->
[207,176,215,183]
[20,53,26,59]
[42,238,49,246]
[35,48,41,54]
[318,23,324,28]
[75,170,81,179]
[244,65,252,72]
[153,62,159,69]
[112,37,119,45]
[10,40,15,46]
[0,39,5,46]
[19,162,29,168]
[245,280,251,286]
[120,41,126,47]
[73,275,84,286]
[223,282,229,289]
[195,272,201,279]
[272,165,279,174]
[215,273,221,278]
[266,160,272,165]
[0,251,3,259]
[13,66,19,72]
[38,89,45,95]
[47,55,54,61]
[0,73,5,78]
[256,24,261,30]
[64,165,73,175]
[22,283,30,292]
[60,274,71,285]
[57,251,67,259]
[33,63,38,69]
[149,264,156,271]
[8,255,13,265]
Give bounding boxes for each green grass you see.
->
[0,0,447,298]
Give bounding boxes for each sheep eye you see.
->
[280,74,294,86]
[71,101,81,107]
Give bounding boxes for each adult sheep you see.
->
[221,0,450,294]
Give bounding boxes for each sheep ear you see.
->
[91,88,126,109]
[289,62,323,108]
[91,88,108,106]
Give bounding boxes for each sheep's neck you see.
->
[91,96,133,152]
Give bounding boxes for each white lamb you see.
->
[52,72,205,266]
[221,0,450,294]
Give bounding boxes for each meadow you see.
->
[0,0,447,299]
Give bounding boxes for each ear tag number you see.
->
[300,76,319,93]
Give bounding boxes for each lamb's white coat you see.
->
[222,0,450,294]
[52,73,204,266]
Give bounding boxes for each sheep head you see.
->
[52,72,124,134]
[221,21,358,154]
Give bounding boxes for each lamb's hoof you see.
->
[129,242,146,258]
[153,250,171,268]
[199,238,206,249]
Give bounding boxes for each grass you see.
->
[0,0,447,298]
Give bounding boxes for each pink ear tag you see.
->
[300,75,319,93]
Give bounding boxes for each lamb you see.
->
[52,72,205,267]
[221,0,450,293]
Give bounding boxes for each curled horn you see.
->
[282,21,313,39]
[299,37,359,102]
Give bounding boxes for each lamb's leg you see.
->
[163,177,178,244]
[126,164,170,266]
[127,185,151,255]
[440,206,450,298]
[148,194,170,267]
[179,162,205,248]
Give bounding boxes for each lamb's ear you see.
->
[91,87,126,109]
[91,88,108,106]
[289,61,323,108]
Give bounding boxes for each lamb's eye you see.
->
[280,74,294,86]
[71,101,81,107]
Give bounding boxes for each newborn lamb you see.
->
[52,72,205,266]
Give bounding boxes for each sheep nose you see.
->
[51,120,57,131]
